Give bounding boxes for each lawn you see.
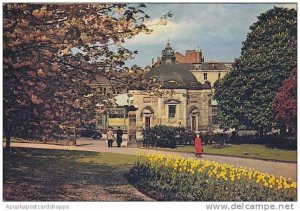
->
[3,147,152,201]
[154,144,297,162]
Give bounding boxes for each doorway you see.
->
[145,116,150,128]
[191,115,196,132]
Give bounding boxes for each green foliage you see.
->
[214,7,297,131]
[274,69,297,131]
[143,125,177,148]
[3,3,155,142]
[177,130,195,145]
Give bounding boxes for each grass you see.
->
[153,144,297,162]
[3,147,152,201]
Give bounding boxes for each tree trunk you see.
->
[5,121,11,153]
[74,126,77,146]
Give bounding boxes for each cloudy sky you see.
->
[122,3,296,68]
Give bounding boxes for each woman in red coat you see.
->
[195,133,203,157]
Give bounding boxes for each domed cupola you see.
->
[146,63,203,90]
[145,41,206,90]
[161,40,176,64]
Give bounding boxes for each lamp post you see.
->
[102,99,108,129]
[127,93,134,143]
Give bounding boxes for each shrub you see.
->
[143,126,296,150]
[201,133,229,145]
[230,134,297,149]
[143,126,177,148]
[126,153,297,201]
[176,130,195,145]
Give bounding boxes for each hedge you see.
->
[142,126,296,149]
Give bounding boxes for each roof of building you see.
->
[174,52,184,56]
[83,75,125,85]
[83,76,110,85]
[195,62,233,71]
[146,41,213,90]
[146,63,208,90]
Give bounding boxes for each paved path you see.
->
[10,138,297,181]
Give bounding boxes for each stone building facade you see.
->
[129,42,212,133]
[174,48,233,130]
[129,89,211,132]
[191,61,232,85]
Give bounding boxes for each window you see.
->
[218,72,221,79]
[168,105,176,118]
[209,63,217,69]
[203,72,207,81]
[194,64,201,70]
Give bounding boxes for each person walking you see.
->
[116,127,123,148]
[106,127,114,148]
[195,133,203,157]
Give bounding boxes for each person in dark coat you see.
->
[195,133,203,157]
[116,127,123,148]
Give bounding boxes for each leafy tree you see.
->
[3,3,167,150]
[273,69,297,134]
[214,7,297,134]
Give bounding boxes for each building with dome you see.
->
[128,41,212,133]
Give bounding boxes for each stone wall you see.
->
[128,90,158,131]
[159,89,187,128]
[187,89,212,131]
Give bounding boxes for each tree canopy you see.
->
[214,6,297,132]
[3,3,164,141]
[273,69,297,132]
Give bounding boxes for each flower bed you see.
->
[126,153,297,201]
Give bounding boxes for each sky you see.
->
[122,3,296,68]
